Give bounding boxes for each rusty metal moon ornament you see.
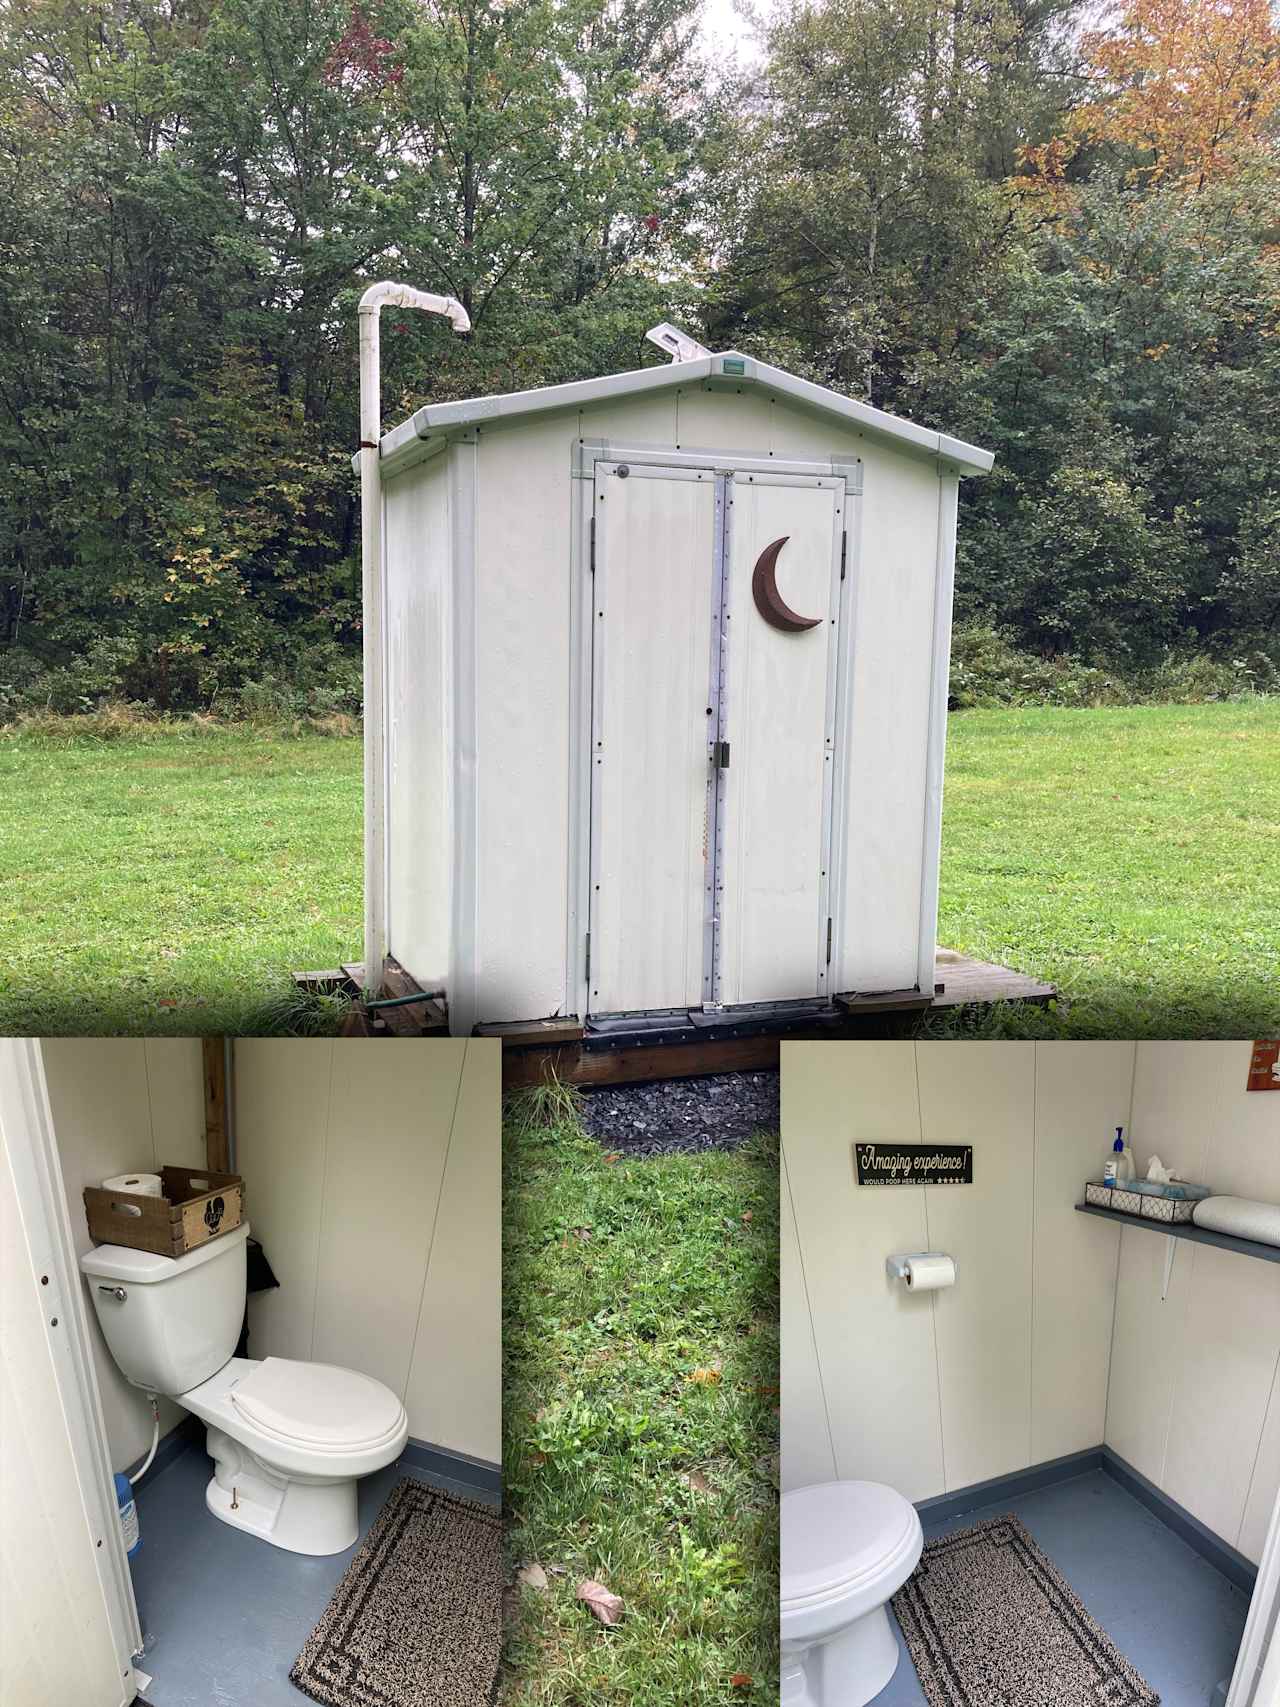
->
[751,537,822,633]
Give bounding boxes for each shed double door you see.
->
[587,461,847,1017]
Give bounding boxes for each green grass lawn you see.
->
[501,1088,779,1706]
[0,698,1275,1035]
[0,727,361,1034]
[937,700,1279,1037]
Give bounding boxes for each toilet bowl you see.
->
[781,1480,923,1707]
[81,1222,408,1555]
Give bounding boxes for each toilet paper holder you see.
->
[886,1252,955,1282]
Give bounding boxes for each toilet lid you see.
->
[781,1481,919,1607]
[231,1357,404,1448]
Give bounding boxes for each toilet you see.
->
[81,1222,408,1556]
[781,1480,923,1707]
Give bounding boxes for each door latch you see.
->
[713,740,730,770]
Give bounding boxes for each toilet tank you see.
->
[80,1222,250,1397]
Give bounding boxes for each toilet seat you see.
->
[782,1481,922,1619]
[231,1357,405,1451]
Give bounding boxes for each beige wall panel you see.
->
[311,1041,465,1398]
[917,1043,1036,1490]
[237,1039,335,1363]
[836,448,940,992]
[781,1042,945,1500]
[44,1038,204,1470]
[1032,1042,1131,1462]
[385,455,452,987]
[780,1154,837,1489]
[404,1041,501,1462]
[1162,1246,1280,1548]
[1104,1225,1196,1482]
[473,419,575,1020]
[577,392,680,445]
[1240,1371,1280,1565]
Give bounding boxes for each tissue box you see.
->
[1085,1181,1143,1216]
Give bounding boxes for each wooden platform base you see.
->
[295,948,1056,1081]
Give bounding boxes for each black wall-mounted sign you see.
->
[855,1143,973,1186]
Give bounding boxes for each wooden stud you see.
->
[202,1038,230,1173]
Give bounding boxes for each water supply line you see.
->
[358,282,471,1001]
[129,1395,161,1485]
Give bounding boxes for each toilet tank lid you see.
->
[782,1480,920,1605]
[80,1222,250,1284]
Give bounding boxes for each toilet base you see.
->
[204,1426,358,1555]
[782,1602,902,1707]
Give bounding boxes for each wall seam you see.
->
[782,1140,838,1481]
[307,1043,337,1362]
[1101,1043,1138,1448]
[403,1043,471,1405]
[916,1044,948,1492]
[141,1041,158,1167]
[1238,1344,1280,1553]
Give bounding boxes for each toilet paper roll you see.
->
[904,1253,956,1291]
[101,1172,163,1198]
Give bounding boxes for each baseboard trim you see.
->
[913,1444,1257,1597]
[399,1436,502,1498]
[1100,1447,1257,1596]
[914,1448,1104,1524]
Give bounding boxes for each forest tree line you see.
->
[1,0,1277,717]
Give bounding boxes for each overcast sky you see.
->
[699,0,768,68]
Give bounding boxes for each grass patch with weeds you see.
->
[502,1086,779,1706]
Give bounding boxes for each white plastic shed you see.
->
[363,344,993,1038]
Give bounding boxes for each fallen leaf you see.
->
[517,1563,548,1591]
[686,1367,722,1385]
[682,1469,712,1494]
[573,1226,592,1241]
[741,1210,753,1223]
[577,1579,624,1626]
[528,1450,547,1468]
[603,1152,621,1163]
[730,1673,753,1688]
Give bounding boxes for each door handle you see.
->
[98,1285,127,1302]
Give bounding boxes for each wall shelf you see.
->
[1075,1202,1280,1266]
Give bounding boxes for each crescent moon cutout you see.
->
[751,537,822,633]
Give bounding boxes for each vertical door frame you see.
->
[567,440,861,1022]
[0,1038,143,1694]
[1229,1485,1280,1707]
[915,465,961,995]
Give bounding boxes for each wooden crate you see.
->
[84,1165,244,1259]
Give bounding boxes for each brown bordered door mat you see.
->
[291,1478,500,1707]
[893,1514,1160,1706]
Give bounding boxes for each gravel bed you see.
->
[579,1069,779,1156]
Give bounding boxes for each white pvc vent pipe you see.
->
[358,283,470,996]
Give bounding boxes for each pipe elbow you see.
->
[358,280,470,334]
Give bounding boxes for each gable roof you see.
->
[377,350,994,477]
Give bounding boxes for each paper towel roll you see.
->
[102,1172,163,1198]
[1193,1196,1280,1248]
[904,1253,956,1291]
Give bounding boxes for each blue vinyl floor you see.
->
[129,1443,499,1707]
[874,1471,1251,1707]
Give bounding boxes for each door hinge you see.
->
[584,932,591,980]
[826,917,833,964]
[840,532,848,581]
[589,514,597,575]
